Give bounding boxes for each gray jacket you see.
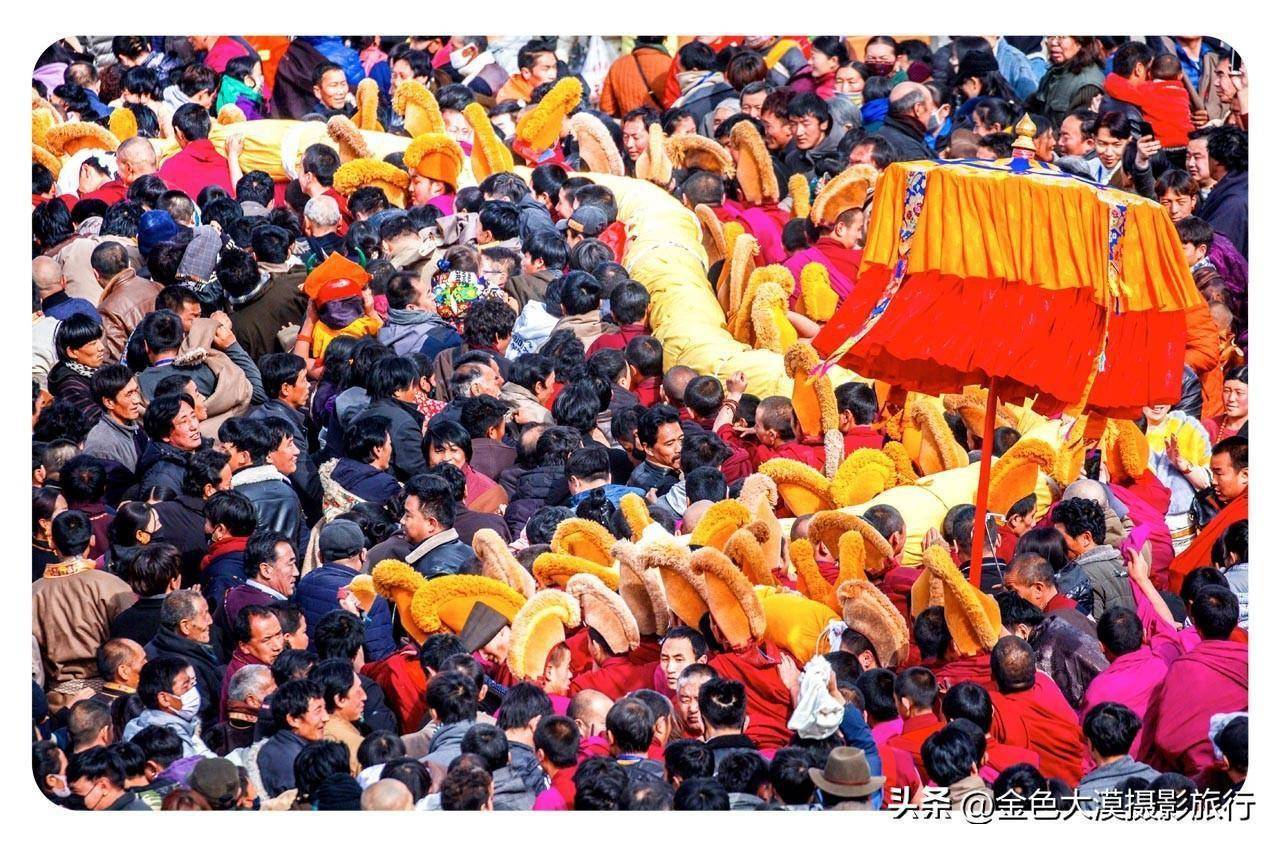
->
[491,765,537,810]
[82,415,145,473]
[1075,545,1136,618]
[123,709,214,759]
[1077,756,1162,805]
[424,719,475,769]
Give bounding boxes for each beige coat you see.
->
[553,310,619,353]
[32,564,135,691]
[179,317,254,438]
[324,714,366,774]
[57,235,143,306]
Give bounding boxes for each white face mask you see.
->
[926,108,943,134]
[175,686,202,721]
[450,46,474,71]
[51,776,70,799]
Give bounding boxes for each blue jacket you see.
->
[257,729,308,798]
[330,457,402,506]
[201,548,247,618]
[299,37,366,87]
[294,562,396,662]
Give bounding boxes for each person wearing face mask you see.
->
[875,81,939,163]
[122,656,216,758]
[446,36,509,104]
[862,36,903,83]
[67,746,153,810]
[34,740,73,805]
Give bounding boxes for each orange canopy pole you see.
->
[969,383,999,587]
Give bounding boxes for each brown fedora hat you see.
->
[808,747,886,798]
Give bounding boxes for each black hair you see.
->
[1082,701,1142,757]
[137,654,190,710]
[941,681,993,733]
[786,92,832,132]
[357,732,406,769]
[124,542,182,596]
[51,508,93,557]
[478,200,521,242]
[532,714,579,767]
[683,376,724,419]
[698,677,747,731]
[835,381,878,425]
[426,670,478,724]
[665,738,716,782]
[172,102,211,142]
[1189,584,1239,639]
[301,143,340,187]
[307,658,358,713]
[673,777,728,810]
[422,462,466,504]
[1097,606,1144,656]
[551,381,602,437]
[366,356,418,400]
[684,466,727,503]
[1207,126,1248,173]
[572,756,628,810]
[66,746,126,789]
[342,415,392,465]
[525,505,576,546]
[605,697,655,753]
[259,353,307,401]
[921,721,981,787]
[402,472,457,529]
[769,747,816,805]
[460,723,509,772]
[913,606,952,662]
[33,198,74,254]
[462,297,516,348]
[523,228,570,271]
[313,610,364,661]
[269,677,323,729]
[716,749,770,795]
[424,417,473,463]
[1051,497,1106,546]
[243,530,292,581]
[292,740,351,804]
[636,403,681,448]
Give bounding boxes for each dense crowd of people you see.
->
[31,34,1247,815]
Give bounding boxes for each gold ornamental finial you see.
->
[1011,113,1037,156]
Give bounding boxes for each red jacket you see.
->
[631,377,661,407]
[570,653,659,699]
[587,323,647,356]
[363,645,427,732]
[1102,73,1193,147]
[158,139,234,201]
[599,221,627,263]
[78,179,130,208]
[708,642,793,750]
[887,712,943,774]
[843,426,885,455]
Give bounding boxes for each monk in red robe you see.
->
[989,637,1087,785]
[1168,437,1247,593]
[363,643,428,732]
[1137,585,1248,775]
[783,238,862,307]
[885,666,943,773]
[707,639,794,750]
[569,627,659,700]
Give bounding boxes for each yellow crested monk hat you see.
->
[533,547,620,591]
[642,533,710,629]
[759,458,834,517]
[910,545,1001,656]
[724,523,777,588]
[810,163,878,228]
[463,101,515,183]
[403,133,464,192]
[692,547,766,649]
[108,107,138,143]
[472,528,537,599]
[369,562,525,645]
[617,492,654,542]
[333,158,410,208]
[716,222,756,315]
[730,264,793,343]
[551,518,618,569]
[353,78,383,131]
[568,572,641,654]
[635,123,673,186]
[33,144,62,179]
[44,121,120,158]
[326,115,372,162]
[905,394,970,475]
[809,510,894,576]
[987,438,1056,516]
[785,342,843,478]
[666,133,734,177]
[514,76,583,162]
[943,386,1019,443]
[729,119,779,205]
[689,498,751,551]
[738,473,783,574]
[788,172,810,220]
[613,538,672,637]
[567,110,624,176]
[392,80,445,137]
[831,442,918,509]
[1100,418,1152,485]
[837,578,910,668]
[508,588,580,682]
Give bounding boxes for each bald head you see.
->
[115,137,157,184]
[32,256,65,298]
[1063,478,1107,507]
[662,366,698,406]
[569,689,614,735]
[889,81,929,115]
[361,779,415,810]
[682,500,714,536]
[991,636,1036,694]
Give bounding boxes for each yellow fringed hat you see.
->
[332,158,410,208]
[790,538,838,612]
[567,572,641,654]
[533,552,620,591]
[1101,418,1151,484]
[809,511,894,575]
[567,111,624,176]
[32,107,57,152]
[694,204,727,266]
[810,163,877,228]
[44,121,119,157]
[614,539,671,637]
[837,579,910,668]
[508,589,581,681]
[916,545,1001,656]
[798,263,838,322]
[550,518,617,569]
[666,133,734,177]
[392,80,445,137]
[643,534,710,628]
[410,574,526,638]
[692,547,766,649]
[515,76,583,155]
[216,104,246,125]
[788,172,811,219]
[353,78,383,131]
[719,227,758,318]
[327,115,371,162]
[370,560,431,644]
[635,123,672,186]
[831,448,896,508]
[473,528,537,599]
[403,133,464,190]
[729,120,779,205]
[759,458,835,516]
[108,108,137,143]
[723,524,776,587]
[942,386,1017,441]
[737,474,783,577]
[731,264,794,340]
[909,394,970,475]
[784,343,841,477]
[689,499,751,550]
[760,588,838,665]
[348,573,378,613]
[988,438,1056,516]
[463,102,514,182]
[749,281,796,353]
[33,144,61,178]
[618,492,654,542]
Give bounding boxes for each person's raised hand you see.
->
[922,527,946,551]
[1123,543,1150,584]
[212,322,237,350]
[1135,134,1161,169]
[726,370,748,397]
[1190,108,1210,128]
